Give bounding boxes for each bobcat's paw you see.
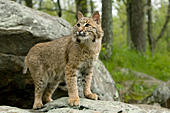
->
[68,97,80,106]
[43,96,53,103]
[85,93,98,100]
[33,103,43,110]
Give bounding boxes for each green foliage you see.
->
[115,83,124,90]
[100,43,113,60]
[36,0,77,25]
[124,81,156,103]
[102,43,170,82]
[101,1,170,103]
[38,0,57,16]
[101,0,170,81]
[62,12,77,25]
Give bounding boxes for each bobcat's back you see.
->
[24,36,72,76]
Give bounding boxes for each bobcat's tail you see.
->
[22,64,28,74]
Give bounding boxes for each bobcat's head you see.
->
[73,11,103,43]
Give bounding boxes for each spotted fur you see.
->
[23,11,103,109]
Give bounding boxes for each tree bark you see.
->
[75,0,88,18]
[130,0,146,52]
[125,0,131,47]
[147,0,154,54]
[57,0,62,17]
[101,0,113,59]
[51,0,62,17]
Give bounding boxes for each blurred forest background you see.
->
[12,0,170,104]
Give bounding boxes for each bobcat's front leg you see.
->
[84,67,98,100]
[65,64,80,106]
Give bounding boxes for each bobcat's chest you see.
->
[79,50,98,69]
[77,57,96,76]
[80,59,93,69]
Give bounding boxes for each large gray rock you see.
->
[0,0,72,57]
[0,106,30,113]
[1,97,170,113]
[77,60,119,101]
[142,80,170,108]
[0,0,118,108]
[40,97,147,113]
[119,68,164,87]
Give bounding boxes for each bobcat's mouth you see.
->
[76,31,90,41]
[74,31,94,43]
[76,31,86,37]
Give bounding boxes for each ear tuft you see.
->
[77,11,84,20]
[92,11,100,24]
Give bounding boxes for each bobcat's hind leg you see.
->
[42,82,60,104]
[33,73,48,109]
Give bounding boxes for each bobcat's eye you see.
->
[85,23,90,27]
[77,23,80,27]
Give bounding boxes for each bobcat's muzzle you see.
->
[76,31,86,37]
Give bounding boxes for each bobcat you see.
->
[23,11,103,109]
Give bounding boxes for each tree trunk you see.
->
[57,0,62,17]
[101,0,113,59]
[39,0,43,10]
[51,0,62,17]
[126,0,131,47]
[130,0,146,52]
[25,0,33,8]
[147,0,154,54]
[75,0,88,18]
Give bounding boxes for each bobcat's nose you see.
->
[76,31,85,37]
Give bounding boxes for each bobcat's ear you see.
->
[77,11,84,20]
[92,11,100,24]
